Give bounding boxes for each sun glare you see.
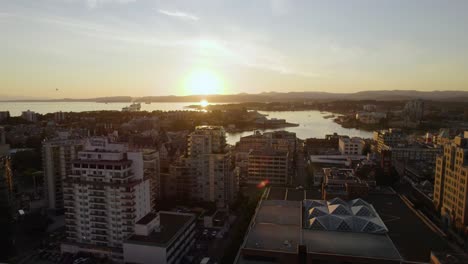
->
[184,68,223,95]
[200,99,209,107]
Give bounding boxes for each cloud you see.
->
[270,0,292,16]
[78,0,136,9]
[194,38,317,77]
[157,9,199,21]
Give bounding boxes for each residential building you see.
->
[0,127,9,156]
[61,137,152,262]
[373,129,405,153]
[42,134,84,211]
[304,133,340,155]
[356,111,387,125]
[236,130,296,154]
[339,136,365,155]
[433,131,468,230]
[247,148,289,185]
[403,99,424,122]
[322,168,369,200]
[54,111,66,122]
[236,197,402,264]
[363,104,377,111]
[0,111,10,122]
[140,149,160,210]
[382,143,442,163]
[123,211,196,264]
[21,110,38,122]
[169,126,237,207]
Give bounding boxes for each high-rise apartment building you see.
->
[170,126,237,207]
[21,110,38,122]
[433,131,468,230]
[61,137,152,262]
[403,99,424,122]
[42,134,84,211]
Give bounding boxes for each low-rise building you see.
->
[356,111,387,124]
[236,197,402,264]
[123,211,196,264]
[382,143,442,163]
[339,136,365,155]
[322,168,369,200]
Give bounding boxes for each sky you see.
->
[1,0,468,99]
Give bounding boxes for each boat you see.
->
[122,102,141,112]
[323,114,335,119]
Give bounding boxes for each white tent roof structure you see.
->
[304,198,388,234]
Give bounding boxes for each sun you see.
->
[184,68,223,95]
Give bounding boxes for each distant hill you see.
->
[1,90,468,103]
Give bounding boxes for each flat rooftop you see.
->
[303,230,401,260]
[244,200,302,253]
[240,194,403,262]
[126,211,195,247]
[136,212,157,225]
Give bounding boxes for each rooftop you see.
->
[136,212,157,225]
[304,198,388,234]
[303,230,401,260]
[239,195,402,262]
[126,211,195,247]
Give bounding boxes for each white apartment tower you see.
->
[43,134,84,211]
[61,137,152,262]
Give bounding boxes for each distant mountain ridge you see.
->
[1,90,468,103]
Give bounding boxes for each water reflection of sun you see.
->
[200,99,209,107]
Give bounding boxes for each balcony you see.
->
[65,221,76,226]
[89,199,106,204]
[89,186,105,191]
[121,202,136,208]
[91,230,108,236]
[123,208,135,213]
[91,224,107,230]
[92,236,108,242]
[91,218,107,223]
[90,211,107,217]
[89,192,106,198]
[64,196,74,201]
[90,206,106,211]
[122,214,136,220]
[120,195,135,201]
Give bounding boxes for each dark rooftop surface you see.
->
[285,188,305,201]
[304,230,401,260]
[126,212,195,247]
[136,212,157,225]
[266,187,286,200]
[366,193,451,262]
[248,187,454,263]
